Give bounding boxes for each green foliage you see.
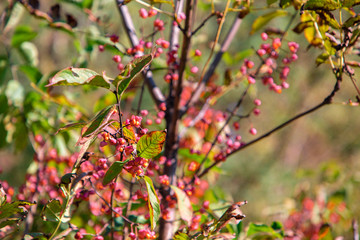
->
[137,131,167,159]
[143,176,161,230]
[103,160,129,185]
[41,199,62,222]
[250,10,288,34]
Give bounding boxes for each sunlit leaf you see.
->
[41,199,62,222]
[137,131,166,159]
[303,0,340,11]
[46,67,111,89]
[103,160,128,185]
[171,185,193,225]
[143,176,160,230]
[112,53,154,95]
[250,10,288,34]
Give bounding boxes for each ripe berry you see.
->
[249,127,257,135]
[261,32,268,41]
[139,8,148,18]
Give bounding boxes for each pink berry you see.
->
[98,45,104,52]
[139,8,148,18]
[179,12,186,20]
[195,49,202,56]
[254,99,261,106]
[112,55,121,63]
[247,76,256,84]
[272,38,282,49]
[117,63,124,71]
[145,41,153,49]
[261,32,268,41]
[190,66,198,73]
[148,9,157,17]
[253,108,261,116]
[249,127,257,135]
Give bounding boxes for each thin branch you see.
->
[353,219,359,240]
[196,77,341,179]
[181,13,243,116]
[191,11,216,35]
[90,179,136,225]
[192,86,249,182]
[115,1,165,107]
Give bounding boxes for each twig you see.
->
[181,12,243,116]
[115,1,165,107]
[196,77,341,179]
[192,86,249,182]
[353,219,359,240]
[191,11,216,36]
[89,180,136,225]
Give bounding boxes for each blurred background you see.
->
[1,0,360,237]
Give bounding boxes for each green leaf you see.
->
[246,223,283,238]
[267,0,277,5]
[174,232,191,240]
[293,21,313,34]
[342,0,360,7]
[112,53,154,95]
[279,0,292,8]
[19,65,42,84]
[143,176,161,230]
[19,42,39,66]
[137,130,167,159]
[103,160,128,185]
[81,105,117,138]
[303,0,340,11]
[0,122,7,148]
[318,11,340,29]
[250,10,288,34]
[0,200,35,219]
[24,232,47,240]
[46,67,111,89]
[0,219,20,229]
[41,199,62,222]
[11,25,37,47]
[342,14,360,28]
[170,185,193,225]
[55,122,87,134]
